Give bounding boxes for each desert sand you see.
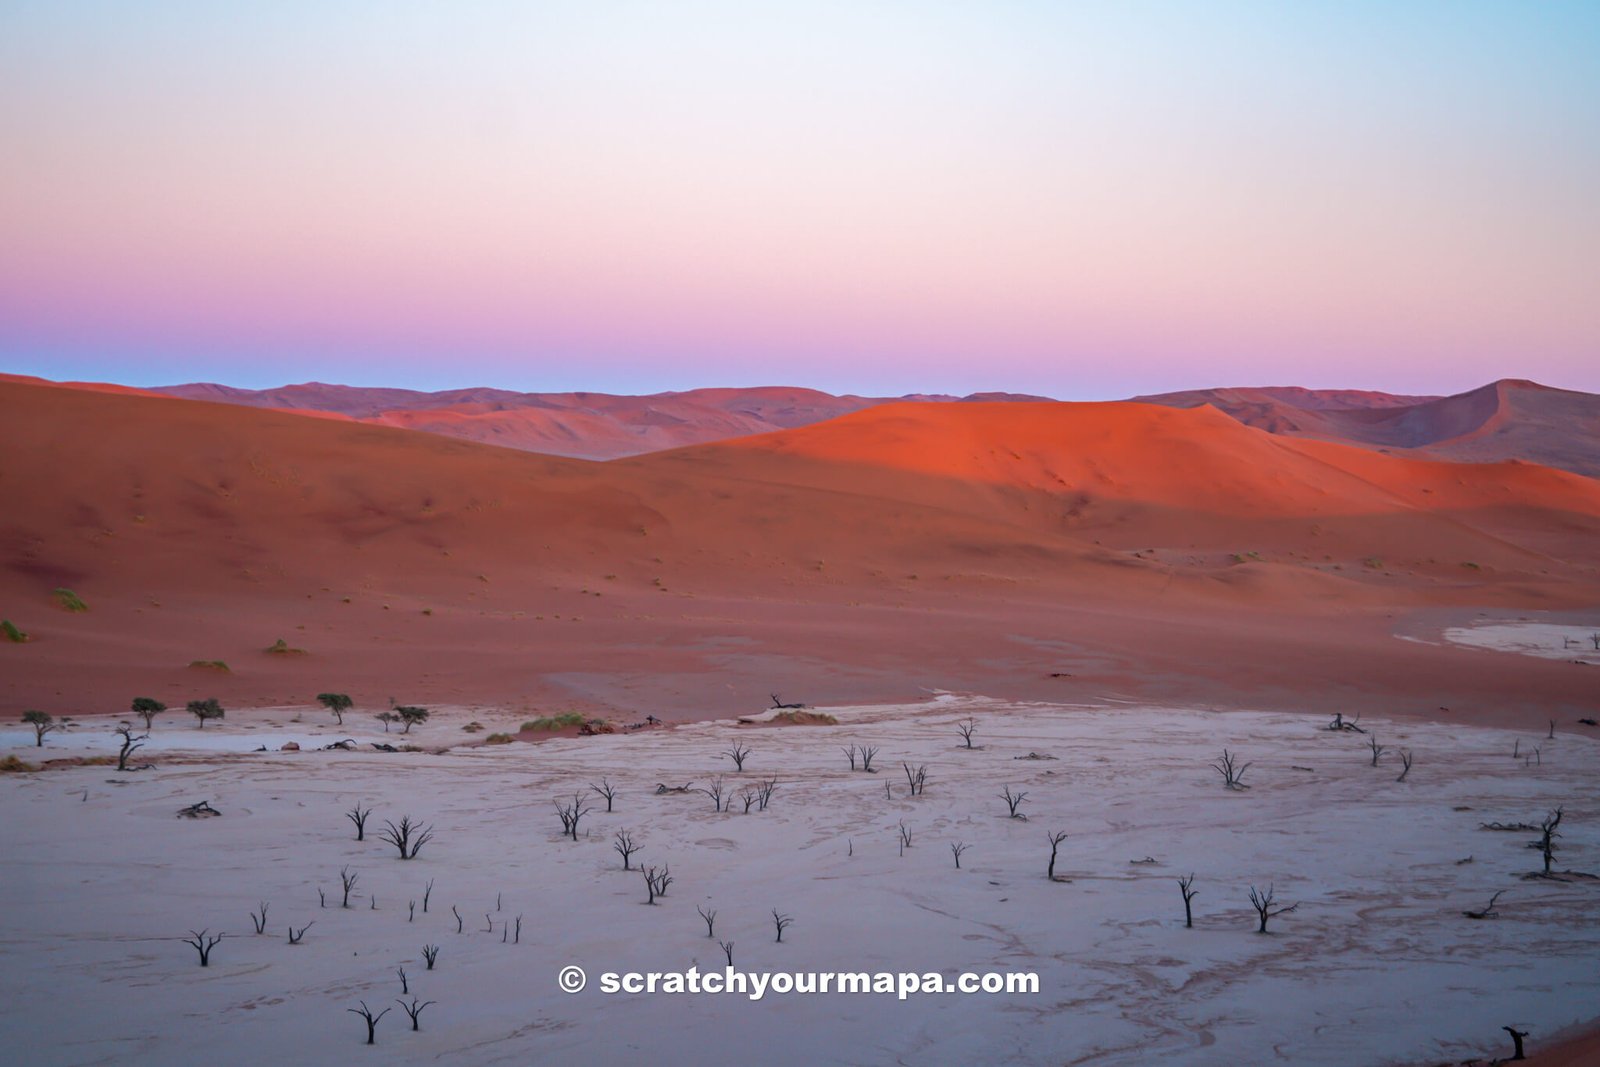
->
[3,376,1598,729]
[3,375,1598,1064]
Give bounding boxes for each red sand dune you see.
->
[148,380,1057,460]
[1139,379,1600,478]
[2,377,1597,725]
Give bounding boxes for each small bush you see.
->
[53,588,88,612]
[1461,561,1481,570]
[461,722,485,733]
[771,710,838,725]
[1,620,28,643]
[1362,557,1384,570]
[189,660,231,672]
[0,754,37,772]
[264,638,306,655]
[483,733,515,745]
[522,713,585,732]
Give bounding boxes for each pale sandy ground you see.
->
[1,697,1596,1067]
[1439,621,1600,664]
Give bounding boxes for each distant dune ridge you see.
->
[2,372,1597,723]
[105,376,1600,479]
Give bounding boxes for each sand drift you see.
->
[0,697,1596,1065]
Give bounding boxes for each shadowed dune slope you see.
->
[1139,379,1600,478]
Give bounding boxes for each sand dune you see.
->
[2,377,1597,724]
[1139,379,1600,478]
[145,381,1056,460]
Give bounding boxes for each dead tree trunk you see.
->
[772,909,793,942]
[614,829,642,870]
[1047,831,1069,881]
[1504,1026,1529,1060]
[182,929,223,966]
[346,804,373,841]
[1248,884,1298,933]
[1178,874,1197,928]
[347,1001,391,1045]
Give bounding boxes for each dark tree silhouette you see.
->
[956,718,977,749]
[346,804,373,841]
[723,743,752,771]
[614,829,642,870]
[1248,884,1297,933]
[1212,749,1251,790]
[347,1001,391,1045]
[396,705,429,733]
[1178,874,1198,928]
[772,909,794,943]
[1047,831,1069,881]
[187,698,224,729]
[397,998,435,1031]
[115,723,147,771]
[1000,786,1028,818]
[317,692,353,725]
[131,697,166,730]
[22,710,57,747]
[183,929,222,966]
[590,779,617,812]
[377,816,435,859]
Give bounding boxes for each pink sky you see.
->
[2,3,1597,397]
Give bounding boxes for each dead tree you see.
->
[642,864,673,904]
[697,905,717,937]
[451,905,463,934]
[951,842,967,869]
[513,914,522,944]
[1178,874,1198,928]
[1503,1025,1529,1060]
[378,816,436,859]
[858,746,879,773]
[1000,786,1029,818]
[339,866,359,908]
[956,718,977,749]
[1462,890,1505,919]
[288,921,313,944]
[422,944,439,970]
[555,794,591,840]
[1248,884,1298,933]
[1047,831,1069,881]
[1368,736,1387,767]
[1212,750,1252,790]
[757,778,777,810]
[347,1001,391,1045]
[842,744,859,770]
[1397,749,1413,782]
[770,694,804,709]
[346,804,373,841]
[183,929,223,966]
[897,821,913,851]
[1326,712,1365,733]
[408,901,415,922]
[397,998,435,1032]
[614,829,642,870]
[590,779,617,812]
[740,787,758,813]
[1539,808,1563,875]
[723,743,752,771]
[114,723,148,771]
[701,777,728,812]
[772,909,794,943]
[1547,719,1556,740]
[902,763,927,796]
[249,901,269,934]
[422,879,434,913]
[718,939,734,965]
[317,888,326,908]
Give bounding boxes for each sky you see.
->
[2,1,1597,399]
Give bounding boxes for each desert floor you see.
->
[1,696,1595,1066]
